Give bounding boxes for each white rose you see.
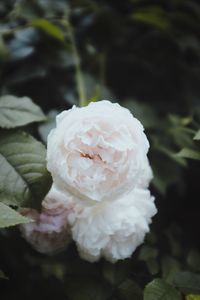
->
[68,188,157,262]
[47,100,152,203]
[20,186,73,254]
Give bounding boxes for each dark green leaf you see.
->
[173,272,200,294]
[162,256,181,283]
[131,7,170,31]
[175,148,200,160]
[165,229,182,258]
[139,245,159,275]
[144,278,181,300]
[65,276,111,300]
[187,249,200,272]
[118,279,143,300]
[0,131,52,208]
[103,260,132,286]
[139,245,158,261]
[123,100,159,129]
[0,95,46,128]
[0,269,8,280]
[194,130,200,140]
[0,202,32,228]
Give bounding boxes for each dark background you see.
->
[0,0,200,299]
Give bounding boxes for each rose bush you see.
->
[21,100,156,262]
[17,100,156,262]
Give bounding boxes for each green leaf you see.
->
[165,229,182,258]
[186,295,200,300]
[194,130,200,140]
[144,279,181,300]
[187,249,200,272]
[161,256,181,283]
[123,100,159,129]
[0,269,8,280]
[0,95,46,129]
[147,259,160,275]
[151,151,184,195]
[175,148,200,160]
[139,245,158,261]
[131,7,170,31]
[173,272,200,294]
[0,131,52,208]
[118,279,143,300]
[0,202,32,228]
[30,19,65,42]
[103,260,132,286]
[65,276,111,300]
[139,245,159,275]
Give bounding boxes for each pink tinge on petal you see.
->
[20,207,71,254]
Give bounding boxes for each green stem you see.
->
[67,19,87,107]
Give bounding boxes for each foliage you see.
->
[0,202,32,228]
[0,0,200,299]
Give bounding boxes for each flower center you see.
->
[80,152,102,161]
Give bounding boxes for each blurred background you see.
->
[0,0,200,299]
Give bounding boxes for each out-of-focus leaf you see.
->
[173,272,200,294]
[38,110,58,143]
[0,131,52,208]
[168,115,192,127]
[139,245,158,261]
[165,228,182,258]
[8,38,34,61]
[139,245,159,275]
[14,28,39,45]
[123,99,159,129]
[187,249,200,272]
[30,19,65,42]
[0,95,46,128]
[147,259,160,275]
[118,279,143,300]
[144,278,181,300]
[0,269,8,280]
[194,130,200,140]
[151,151,183,195]
[0,202,32,228]
[103,260,132,286]
[42,263,65,280]
[161,256,181,283]
[169,127,195,149]
[175,148,200,160]
[186,295,200,300]
[65,276,111,300]
[80,73,114,105]
[146,231,157,245]
[7,64,47,84]
[131,7,171,31]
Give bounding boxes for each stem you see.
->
[99,50,106,89]
[67,19,87,107]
